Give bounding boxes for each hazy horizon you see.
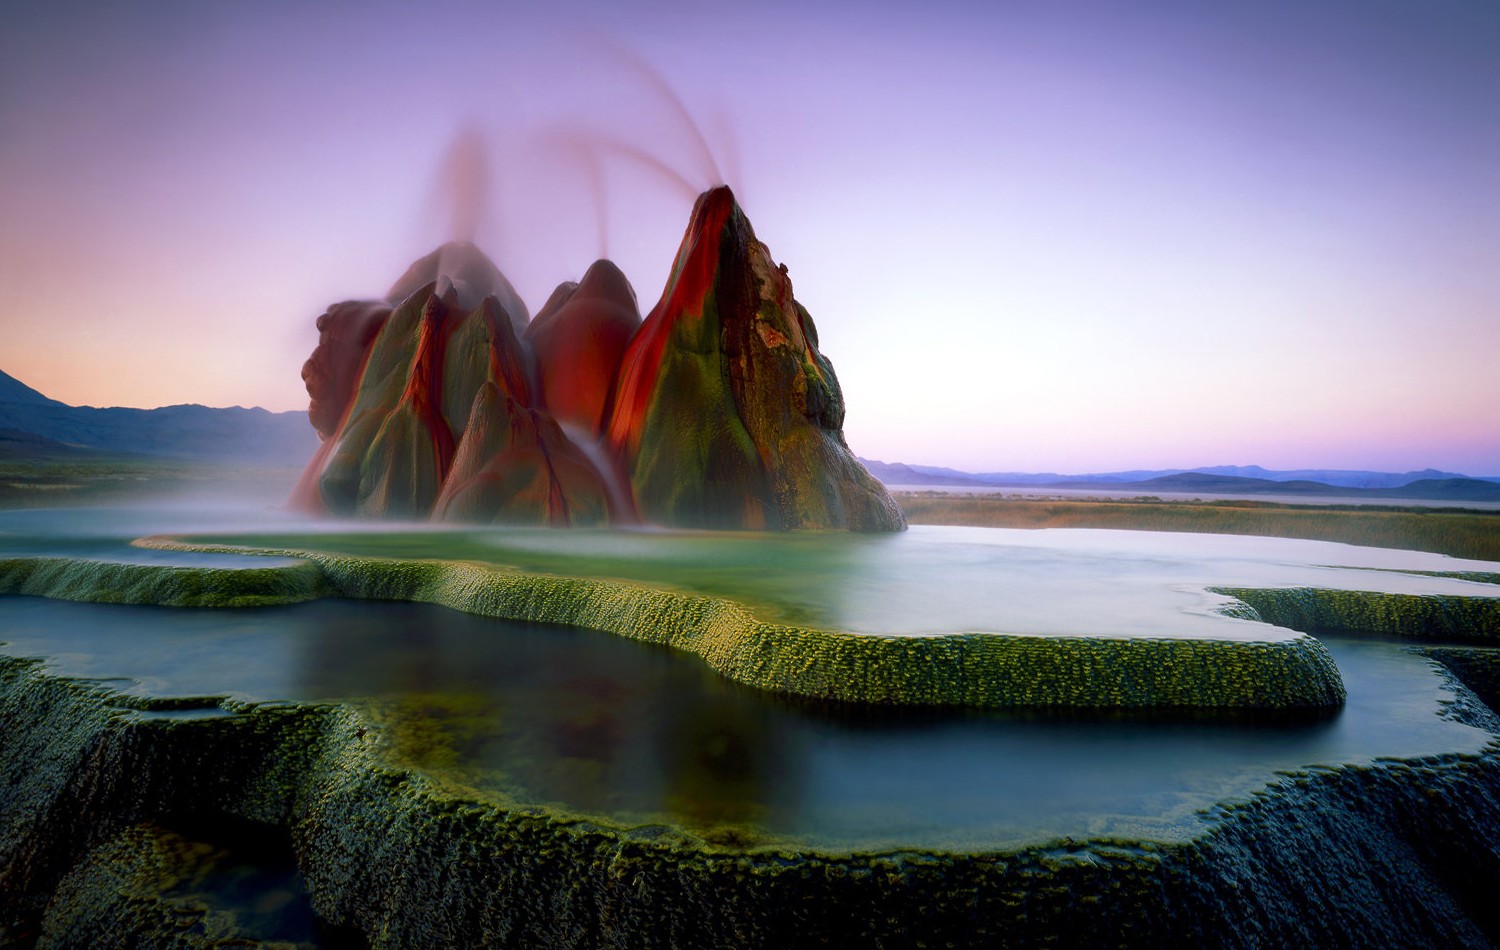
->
[3,0,1496,475]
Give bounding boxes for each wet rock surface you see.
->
[3,651,1500,947]
[293,187,904,532]
[4,519,1499,945]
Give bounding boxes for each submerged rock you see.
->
[292,188,903,531]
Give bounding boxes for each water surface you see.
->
[0,596,1487,851]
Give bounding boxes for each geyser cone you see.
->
[295,242,620,525]
[314,282,463,517]
[386,241,530,334]
[290,299,392,513]
[293,197,898,531]
[606,186,904,531]
[525,259,641,436]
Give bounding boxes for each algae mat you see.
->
[0,595,1489,853]
[146,520,1500,709]
[4,508,1500,708]
[5,506,1500,945]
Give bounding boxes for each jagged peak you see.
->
[386,241,529,332]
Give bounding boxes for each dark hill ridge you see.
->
[859,459,990,487]
[0,372,63,408]
[864,460,1500,503]
[0,370,317,465]
[888,462,1494,490]
[1389,478,1500,502]
[1086,473,1351,495]
[1113,473,1500,502]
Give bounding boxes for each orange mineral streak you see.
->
[400,292,460,481]
[525,259,641,435]
[605,185,735,457]
[537,432,574,526]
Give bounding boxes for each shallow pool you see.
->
[0,596,1487,851]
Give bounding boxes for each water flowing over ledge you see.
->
[117,534,1346,710]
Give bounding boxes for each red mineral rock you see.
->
[292,189,902,531]
[525,259,641,436]
[603,186,904,531]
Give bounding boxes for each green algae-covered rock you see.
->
[117,541,1343,711]
[3,652,1500,948]
[314,283,446,517]
[1215,586,1500,642]
[38,822,322,949]
[433,382,614,527]
[603,186,904,532]
[0,556,327,608]
[290,190,902,532]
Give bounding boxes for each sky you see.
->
[1,0,1496,475]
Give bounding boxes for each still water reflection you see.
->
[0,597,1488,851]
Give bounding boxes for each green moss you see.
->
[0,557,328,608]
[4,649,1498,947]
[1214,587,1500,643]
[37,822,322,949]
[115,539,1344,710]
[1420,646,1500,709]
[4,579,1500,944]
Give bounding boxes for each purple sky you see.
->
[2,0,1496,474]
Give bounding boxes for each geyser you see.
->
[293,186,905,531]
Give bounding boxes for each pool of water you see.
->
[188,523,1500,640]
[0,596,1488,851]
[4,507,1497,643]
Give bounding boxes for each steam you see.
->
[549,131,612,260]
[597,37,724,189]
[438,125,491,244]
[418,39,735,302]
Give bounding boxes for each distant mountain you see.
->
[875,460,1500,490]
[863,458,1500,503]
[1059,473,1350,496]
[0,373,64,408]
[0,369,318,465]
[859,460,990,487]
[1384,478,1500,502]
[1180,465,1475,490]
[1107,473,1500,503]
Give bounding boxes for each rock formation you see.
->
[293,186,905,531]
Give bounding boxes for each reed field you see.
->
[0,457,301,508]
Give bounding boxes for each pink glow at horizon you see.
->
[1,0,1496,475]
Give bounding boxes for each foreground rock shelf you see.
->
[4,640,1500,947]
[5,516,1500,946]
[0,546,1352,711]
